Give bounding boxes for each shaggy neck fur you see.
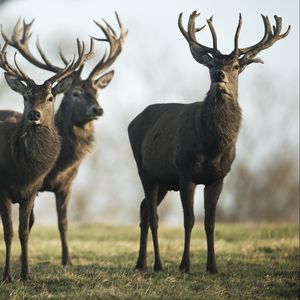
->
[199,87,242,156]
[55,103,95,166]
[11,116,61,186]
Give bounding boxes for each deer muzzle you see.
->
[27,109,42,125]
[87,105,103,119]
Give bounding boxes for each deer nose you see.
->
[214,71,227,82]
[91,105,103,116]
[28,109,41,121]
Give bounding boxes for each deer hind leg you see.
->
[19,195,35,281]
[204,179,223,274]
[179,179,196,273]
[0,195,13,282]
[136,186,167,270]
[140,174,163,272]
[55,190,72,266]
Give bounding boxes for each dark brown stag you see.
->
[128,11,290,273]
[1,13,127,266]
[0,38,93,281]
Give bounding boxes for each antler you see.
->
[0,41,35,85]
[88,11,127,80]
[1,18,95,84]
[234,14,291,66]
[178,11,221,66]
[45,38,94,85]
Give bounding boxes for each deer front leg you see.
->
[204,179,223,274]
[0,196,13,282]
[136,187,167,270]
[19,196,35,281]
[55,190,72,266]
[179,179,196,273]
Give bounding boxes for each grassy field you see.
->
[0,223,299,299]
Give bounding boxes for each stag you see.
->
[128,11,290,273]
[0,38,93,281]
[1,13,127,266]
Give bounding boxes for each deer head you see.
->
[2,13,127,126]
[0,38,93,129]
[178,11,291,100]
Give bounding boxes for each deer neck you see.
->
[55,101,95,164]
[11,116,61,184]
[199,87,242,155]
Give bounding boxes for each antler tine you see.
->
[20,18,34,44]
[88,13,126,80]
[273,15,282,36]
[45,37,94,85]
[273,15,291,39]
[0,42,34,84]
[234,13,242,52]
[13,51,31,81]
[178,12,206,42]
[187,11,200,42]
[237,14,291,60]
[0,42,8,69]
[178,12,191,42]
[178,11,219,57]
[236,15,270,56]
[2,18,64,73]
[36,36,62,72]
[115,11,128,44]
[45,56,76,85]
[102,19,117,37]
[59,46,69,66]
[206,16,218,50]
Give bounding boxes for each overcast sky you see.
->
[0,0,298,225]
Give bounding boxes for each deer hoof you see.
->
[2,274,12,283]
[154,263,163,272]
[206,265,218,274]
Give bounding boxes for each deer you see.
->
[1,13,127,266]
[0,37,93,282]
[128,11,290,274]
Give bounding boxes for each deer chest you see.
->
[190,149,236,184]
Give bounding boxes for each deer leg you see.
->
[179,179,196,273]
[0,196,13,282]
[204,179,223,274]
[55,190,72,266]
[135,186,167,270]
[28,206,35,233]
[142,180,163,271]
[18,207,34,263]
[19,196,35,281]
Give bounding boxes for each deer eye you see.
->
[233,65,239,71]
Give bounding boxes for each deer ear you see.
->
[94,70,114,89]
[238,57,264,73]
[4,73,27,95]
[52,76,73,96]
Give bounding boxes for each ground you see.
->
[0,223,299,299]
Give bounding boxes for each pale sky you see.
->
[0,0,298,224]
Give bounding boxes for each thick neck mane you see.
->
[55,105,95,165]
[199,89,242,156]
[11,118,61,185]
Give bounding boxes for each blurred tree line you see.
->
[0,4,298,224]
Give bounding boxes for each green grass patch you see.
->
[0,223,299,299]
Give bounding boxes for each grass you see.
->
[0,223,299,299]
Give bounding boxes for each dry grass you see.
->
[0,223,299,299]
